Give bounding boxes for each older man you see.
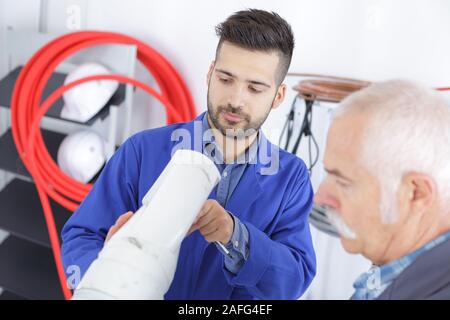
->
[314,79,450,299]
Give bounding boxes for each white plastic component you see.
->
[57,130,107,183]
[72,149,221,300]
[61,63,119,122]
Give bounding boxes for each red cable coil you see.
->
[10,31,196,299]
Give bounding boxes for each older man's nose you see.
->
[314,185,340,209]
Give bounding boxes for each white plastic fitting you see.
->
[72,149,221,299]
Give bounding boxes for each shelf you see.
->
[0,128,65,178]
[0,289,26,300]
[0,235,64,300]
[0,66,126,125]
[0,64,123,301]
[0,179,71,248]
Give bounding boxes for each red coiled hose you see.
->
[10,31,196,299]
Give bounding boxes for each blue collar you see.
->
[187,112,281,175]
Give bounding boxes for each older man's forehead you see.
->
[323,145,356,177]
[324,114,369,176]
[329,116,364,149]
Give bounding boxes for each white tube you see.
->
[72,149,221,300]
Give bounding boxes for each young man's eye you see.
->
[249,86,262,93]
[219,77,231,84]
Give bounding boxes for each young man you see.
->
[61,9,316,299]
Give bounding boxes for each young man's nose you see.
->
[228,86,247,109]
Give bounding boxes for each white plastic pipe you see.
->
[72,149,221,299]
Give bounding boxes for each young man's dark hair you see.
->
[215,9,295,84]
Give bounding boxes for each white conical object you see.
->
[57,130,107,183]
[61,63,119,122]
[72,149,221,300]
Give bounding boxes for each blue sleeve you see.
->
[222,165,316,299]
[215,214,249,274]
[60,137,140,284]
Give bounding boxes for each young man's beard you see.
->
[206,95,273,140]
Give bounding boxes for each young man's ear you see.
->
[206,61,215,86]
[271,83,287,110]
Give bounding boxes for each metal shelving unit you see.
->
[0,29,136,299]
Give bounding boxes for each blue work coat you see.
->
[61,112,316,299]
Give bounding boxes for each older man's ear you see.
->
[399,172,437,219]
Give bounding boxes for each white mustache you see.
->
[324,207,357,240]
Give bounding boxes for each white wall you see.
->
[0,0,41,77]
[1,0,450,299]
[0,0,43,276]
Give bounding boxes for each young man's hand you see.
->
[105,211,134,243]
[187,199,234,245]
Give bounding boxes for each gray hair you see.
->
[333,79,450,223]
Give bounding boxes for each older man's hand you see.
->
[187,199,234,245]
